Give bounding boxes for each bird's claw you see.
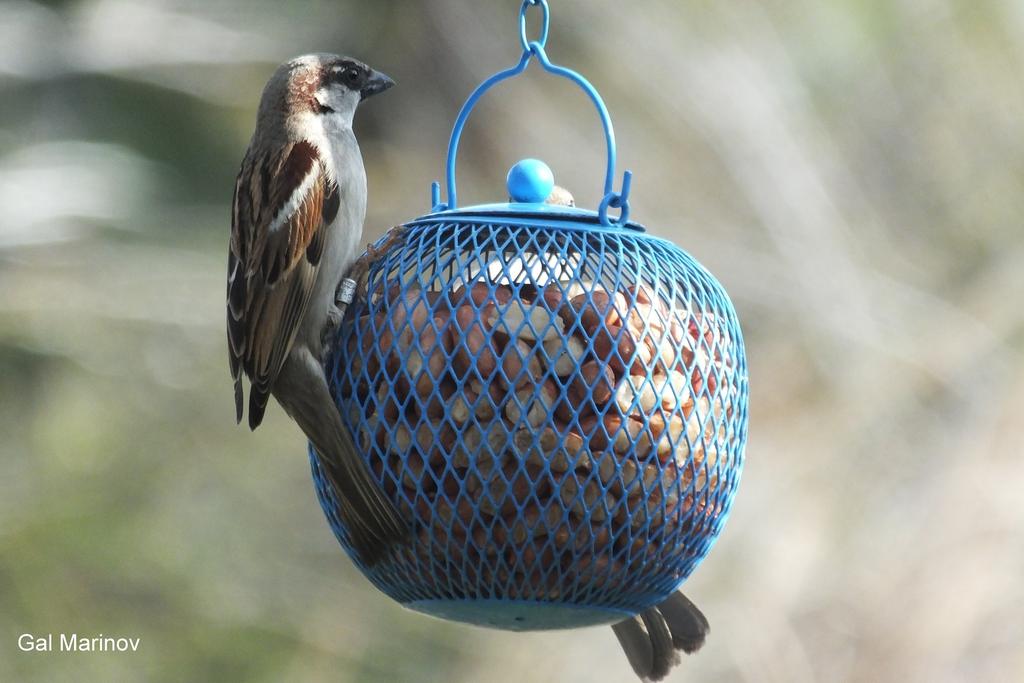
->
[320,303,343,366]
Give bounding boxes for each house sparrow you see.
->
[613,591,710,681]
[227,53,407,565]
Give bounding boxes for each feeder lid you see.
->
[419,159,646,233]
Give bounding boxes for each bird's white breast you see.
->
[293,111,367,352]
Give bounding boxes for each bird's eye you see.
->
[343,67,362,87]
[316,100,335,114]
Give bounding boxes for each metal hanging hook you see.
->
[432,0,634,226]
[519,0,550,53]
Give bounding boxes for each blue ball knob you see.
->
[507,159,554,204]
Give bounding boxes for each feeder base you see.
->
[405,599,633,631]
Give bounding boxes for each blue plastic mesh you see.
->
[314,214,748,630]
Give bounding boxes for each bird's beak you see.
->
[361,70,395,100]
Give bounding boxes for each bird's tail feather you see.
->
[309,425,409,565]
[248,383,271,430]
[612,591,709,681]
[234,376,244,424]
[640,608,679,681]
[612,619,654,680]
[276,359,408,566]
[658,591,710,654]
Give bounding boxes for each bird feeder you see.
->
[315,0,748,631]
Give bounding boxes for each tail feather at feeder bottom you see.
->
[612,591,709,681]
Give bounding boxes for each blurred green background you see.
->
[1,0,1022,681]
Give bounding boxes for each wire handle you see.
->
[432,0,632,226]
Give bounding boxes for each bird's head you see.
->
[258,53,395,135]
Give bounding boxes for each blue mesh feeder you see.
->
[315,0,748,631]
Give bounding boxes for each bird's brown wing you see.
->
[227,140,340,428]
